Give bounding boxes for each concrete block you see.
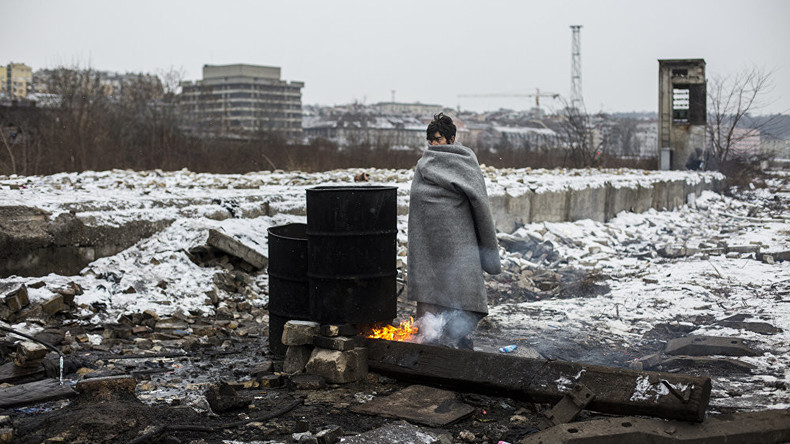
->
[14,341,48,368]
[604,184,637,221]
[305,347,368,384]
[506,188,532,227]
[568,185,606,222]
[635,184,654,213]
[665,336,760,357]
[651,180,669,210]
[314,335,363,351]
[284,345,314,373]
[41,295,66,315]
[488,191,514,234]
[530,188,569,223]
[4,285,29,312]
[282,320,320,346]
[666,179,687,210]
[207,228,267,269]
[250,361,274,377]
[290,374,326,390]
[76,375,137,402]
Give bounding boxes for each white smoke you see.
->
[413,310,478,347]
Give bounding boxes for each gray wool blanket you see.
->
[407,143,502,314]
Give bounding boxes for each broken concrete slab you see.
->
[519,409,790,444]
[340,422,441,444]
[660,356,757,374]
[0,379,77,408]
[305,347,367,384]
[207,228,267,270]
[204,381,250,413]
[351,385,475,427]
[664,336,760,357]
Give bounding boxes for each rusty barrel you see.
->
[267,223,309,357]
[306,186,397,324]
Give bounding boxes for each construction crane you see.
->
[457,88,560,118]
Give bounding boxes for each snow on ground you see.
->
[1,167,788,413]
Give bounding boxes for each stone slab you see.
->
[207,228,267,269]
[568,185,606,222]
[530,189,569,223]
[351,385,474,427]
[284,345,314,374]
[664,336,760,357]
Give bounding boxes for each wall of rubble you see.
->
[486,171,726,233]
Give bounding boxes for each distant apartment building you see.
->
[373,101,443,116]
[179,64,303,139]
[2,62,33,99]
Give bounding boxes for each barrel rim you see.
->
[307,185,398,192]
[267,223,308,241]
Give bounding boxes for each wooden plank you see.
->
[0,362,44,384]
[350,385,475,427]
[0,379,77,408]
[365,338,711,422]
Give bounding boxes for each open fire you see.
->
[367,317,419,342]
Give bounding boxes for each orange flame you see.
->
[367,317,419,342]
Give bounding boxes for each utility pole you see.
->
[570,25,583,110]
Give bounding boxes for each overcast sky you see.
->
[4,0,789,115]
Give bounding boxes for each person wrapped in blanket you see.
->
[407,113,502,349]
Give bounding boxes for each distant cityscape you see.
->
[2,61,788,161]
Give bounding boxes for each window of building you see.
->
[672,87,690,123]
[672,68,688,78]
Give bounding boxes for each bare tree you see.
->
[553,98,605,168]
[707,66,782,168]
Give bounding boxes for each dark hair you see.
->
[426,113,456,143]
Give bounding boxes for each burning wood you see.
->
[366,317,418,342]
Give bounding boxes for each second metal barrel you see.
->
[306,185,397,324]
[267,223,309,357]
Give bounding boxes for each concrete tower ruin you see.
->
[658,59,707,170]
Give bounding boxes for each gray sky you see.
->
[4,0,790,115]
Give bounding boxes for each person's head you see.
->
[427,113,456,146]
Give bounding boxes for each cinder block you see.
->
[282,320,320,346]
[284,345,314,374]
[665,336,760,357]
[314,335,363,351]
[305,347,368,384]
